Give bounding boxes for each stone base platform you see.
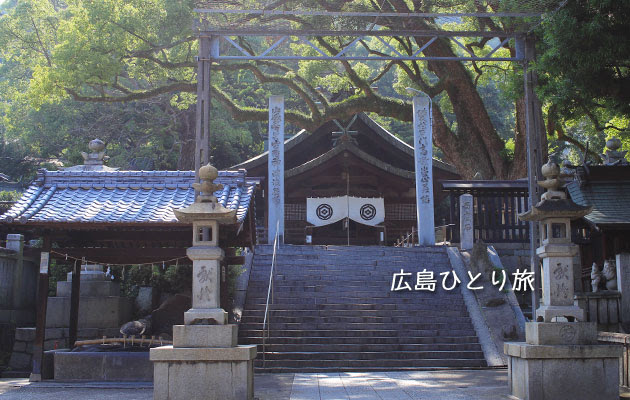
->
[150,345,257,400]
[505,342,622,400]
[53,350,153,381]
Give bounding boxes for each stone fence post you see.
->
[459,194,473,251]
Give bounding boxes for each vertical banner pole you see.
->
[413,95,435,245]
[267,96,285,244]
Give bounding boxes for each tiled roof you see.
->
[233,112,457,174]
[1,169,257,225]
[567,180,630,226]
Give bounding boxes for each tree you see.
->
[0,0,264,175]
[0,0,588,179]
[536,0,630,162]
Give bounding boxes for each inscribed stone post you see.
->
[413,96,435,245]
[267,95,284,244]
[616,253,630,324]
[459,194,473,250]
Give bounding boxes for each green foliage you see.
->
[0,0,262,178]
[118,264,192,296]
[536,0,630,160]
[0,191,20,201]
[48,260,72,297]
[1,0,628,180]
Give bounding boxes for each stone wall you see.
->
[0,235,38,325]
[7,327,34,374]
[6,326,122,376]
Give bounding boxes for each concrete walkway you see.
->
[0,369,510,399]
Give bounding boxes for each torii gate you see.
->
[191,6,548,310]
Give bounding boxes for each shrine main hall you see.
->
[234,113,459,245]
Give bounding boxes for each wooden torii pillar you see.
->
[522,34,545,313]
[195,35,220,181]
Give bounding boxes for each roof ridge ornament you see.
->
[81,139,109,166]
[63,139,118,172]
[602,137,628,166]
[331,115,358,146]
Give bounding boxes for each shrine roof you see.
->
[567,178,630,227]
[286,141,414,179]
[1,169,257,226]
[233,113,457,174]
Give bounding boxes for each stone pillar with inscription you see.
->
[459,194,473,251]
[267,95,284,244]
[505,161,622,400]
[412,95,435,245]
[150,164,256,400]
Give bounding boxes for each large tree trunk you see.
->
[510,98,528,179]
[418,36,509,179]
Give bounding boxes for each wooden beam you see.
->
[68,260,81,349]
[57,229,191,243]
[30,237,51,382]
[52,248,187,264]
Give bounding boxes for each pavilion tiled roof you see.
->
[566,179,630,227]
[1,169,257,225]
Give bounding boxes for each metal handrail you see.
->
[395,226,416,247]
[261,221,280,368]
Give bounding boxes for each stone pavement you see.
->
[0,369,510,399]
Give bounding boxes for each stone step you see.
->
[238,329,478,338]
[240,315,473,324]
[240,343,483,353]
[239,335,481,345]
[242,301,468,311]
[253,366,484,373]
[240,322,475,331]
[243,297,466,305]
[259,350,485,361]
[241,309,471,318]
[253,358,486,369]
[241,244,482,372]
[250,263,445,268]
[254,245,447,254]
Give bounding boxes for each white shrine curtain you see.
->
[306,196,384,227]
[306,197,348,226]
[348,197,385,226]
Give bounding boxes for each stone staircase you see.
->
[238,245,487,372]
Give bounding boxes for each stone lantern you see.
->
[504,160,622,400]
[150,163,256,400]
[520,161,591,324]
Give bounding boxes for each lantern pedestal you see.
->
[505,341,621,400]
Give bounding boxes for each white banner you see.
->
[307,197,384,227]
[307,197,348,226]
[349,197,385,226]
